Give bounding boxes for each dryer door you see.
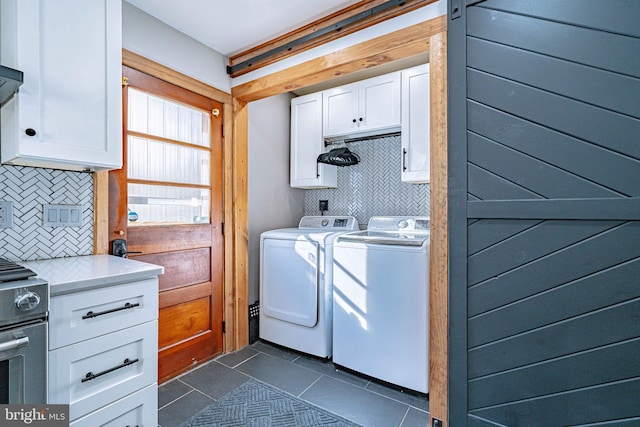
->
[261,238,319,327]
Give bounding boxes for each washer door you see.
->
[261,238,319,327]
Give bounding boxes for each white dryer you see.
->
[259,216,358,358]
[333,216,430,393]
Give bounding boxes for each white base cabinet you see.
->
[48,276,159,425]
[401,64,430,183]
[0,0,122,172]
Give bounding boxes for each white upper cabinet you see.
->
[323,71,401,139]
[401,64,430,183]
[0,0,122,172]
[290,92,337,189]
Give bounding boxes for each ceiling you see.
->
[125,0,362,57]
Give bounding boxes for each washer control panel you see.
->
[367,216,430,232]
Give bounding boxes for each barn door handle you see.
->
[450,0,461,19]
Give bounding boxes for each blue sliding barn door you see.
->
[448,1,640,425]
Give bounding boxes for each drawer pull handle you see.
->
[82,302,140,319]
[81,358,140,383]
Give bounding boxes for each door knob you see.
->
[111,239,142,258]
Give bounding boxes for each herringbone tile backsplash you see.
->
[0,165,94,261]
[304,135,429,228]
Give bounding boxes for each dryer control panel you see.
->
[298,216,358,230]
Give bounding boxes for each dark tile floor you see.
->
[158,340,429,427]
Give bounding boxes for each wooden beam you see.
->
[223,101,236,352]
[429,30,448,427]
[232,15,446,102]
[122,49,233,105]
[232,98,249,349]
[228,0,438,77]
[93,171,109,254]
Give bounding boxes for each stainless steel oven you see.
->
[0,258,48,404]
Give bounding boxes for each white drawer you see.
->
[49,321,158,421]
[70,383,157,427]
[49,278,158,349]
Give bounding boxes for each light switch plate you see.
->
[0,201,14,228]
[43,204,83,227]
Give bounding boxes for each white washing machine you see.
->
[332,216,430,393]
[259,216,358,358]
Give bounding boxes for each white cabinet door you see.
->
[359,72,401,133]
[49,279,158,350]
[0,0,122,172]
[290,92,337,188]
[49,321,158,422]
[70,384,157,427]
[323,72,401,139]
[401,64,430,183]
[322,83,359,137]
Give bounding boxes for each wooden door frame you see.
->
[95,13,448,425]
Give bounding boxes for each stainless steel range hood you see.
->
[0,64,23,105]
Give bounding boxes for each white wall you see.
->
[122,1,231,92]
[248,94,305,303]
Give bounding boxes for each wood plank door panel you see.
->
[110,66,224,383]
[449,1,640,425]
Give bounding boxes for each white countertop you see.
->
[21,254,164,296]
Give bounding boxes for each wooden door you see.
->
[449,1,640,425]
[110,66,224,383]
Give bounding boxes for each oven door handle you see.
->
[0,336,29,353]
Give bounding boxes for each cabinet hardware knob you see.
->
[359,117,363,122]
[25,128,37,137]
[352,119,357,123]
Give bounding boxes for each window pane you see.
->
[128,136,211,186]
[128,88,210,147]
[128,183,210,225]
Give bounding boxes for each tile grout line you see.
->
[157,387,196,411]
[226,351,261,369]
[188,385,220,402]
[398,406,411,427]
[297,374,323,398]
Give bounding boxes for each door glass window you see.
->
[126,88,212,225]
